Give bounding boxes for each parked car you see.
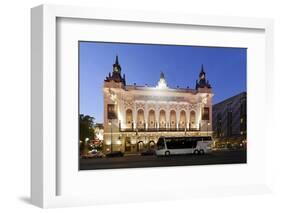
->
[90,151,105,158]
[141,149,155,156]
[106,151,124,157]
[81,150,105,159]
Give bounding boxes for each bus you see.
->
[155,136,213,156]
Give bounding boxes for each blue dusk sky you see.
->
[79,41,246,123]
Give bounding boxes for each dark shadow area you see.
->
[18,196,31,205]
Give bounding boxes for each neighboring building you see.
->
[103,56,213,153]
[212,92,247,144]
[94,123,104,141]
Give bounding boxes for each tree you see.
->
[79,114,95,141]
[79,114,96,155]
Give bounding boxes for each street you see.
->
[79,150,246,170]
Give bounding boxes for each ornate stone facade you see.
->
[103,56,213,153]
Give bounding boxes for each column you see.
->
[133,104,137,130]
[144,103,148,130]
[156,108,160,129]
[165,109,169,129]
[176,109,180,130]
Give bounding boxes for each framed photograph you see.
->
[31,4,274,208]
[78,41,247,170]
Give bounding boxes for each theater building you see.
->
[103,56,213,153]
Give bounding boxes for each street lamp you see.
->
[207,122,210,136]
[109,120,113,153]
[84,138,89,155]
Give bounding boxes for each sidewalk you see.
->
[124,152,141,157]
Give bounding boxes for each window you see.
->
[203,136,212,141]
[170,110,177,128]
[240,97,246,116]
[240,97,247,133]
[190,111,196,125]
[148,110,156,128]
[179,111,186,128]
[187,137,198,148]
[216,113,222,137]
[107,104,117,119]
[166,137,185,149]
[159,110,166,128]
[126,109,133,126]
[157,138,165,150]
[227,111,232,136]
[137,109,145,129]
[226,103,232,137]
[202,107,210,120]
[125,137,131,152]
[183,137,194,148]
[166,138,174,149]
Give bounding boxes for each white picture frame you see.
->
[31,4,274,208]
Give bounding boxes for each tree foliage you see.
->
[79,114,95,141]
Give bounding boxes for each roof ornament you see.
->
[104,55,126,85]
[157,71,168,89]
[115,55,119,64]
[199,64,206,79]
[196,64,211,89]
[113,55,121,73]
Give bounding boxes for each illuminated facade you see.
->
[94,123,104,141]
[103,56,213,153]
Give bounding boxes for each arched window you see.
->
[148,110,156,128]
[159,110,166,128]
[137,141,144,152]
[126,109,133,127]
[149,141,156,149]
[170,110,177,129]
[137,109,145,129]
[190,111,196,128]
[179,110,186,128]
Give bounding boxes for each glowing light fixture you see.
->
[156,71,168,89]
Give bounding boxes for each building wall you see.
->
[103,81,213,153]
[102,57,213,153]
[212,92,247,143]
